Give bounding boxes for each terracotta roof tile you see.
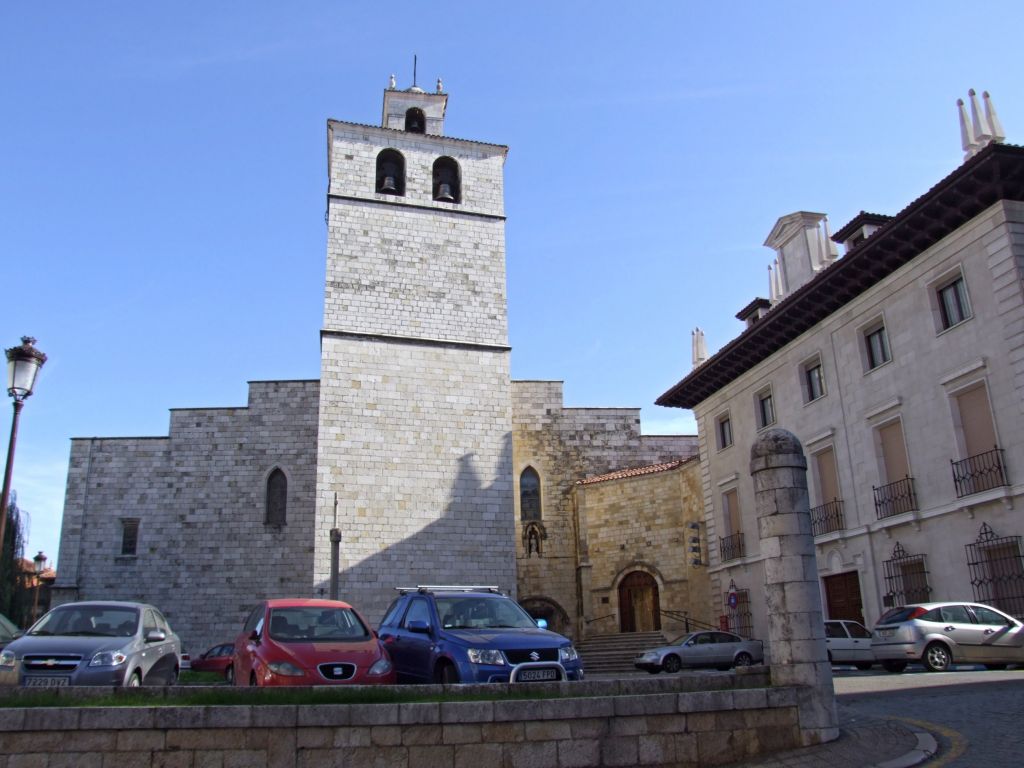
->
[577,457,697,486]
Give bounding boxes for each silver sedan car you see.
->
[872,601,1024,673]
[0,601,181,688]
[635,630,764,673]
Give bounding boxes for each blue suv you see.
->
[378,586,583,684]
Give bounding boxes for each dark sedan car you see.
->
[0,601,181,687]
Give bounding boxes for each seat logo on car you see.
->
[529,651,540,661]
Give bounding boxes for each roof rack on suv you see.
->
[395,585,502,594]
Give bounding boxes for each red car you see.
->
[229,598,395,686]
[189,643,235,678]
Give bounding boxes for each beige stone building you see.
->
[511,380,703,640]
[657,102,1024,652]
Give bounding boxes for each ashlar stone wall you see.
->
[574,458,712,636]
[512,381,699,638]
[53,380,319,653]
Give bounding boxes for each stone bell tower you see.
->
[314,76,515,616]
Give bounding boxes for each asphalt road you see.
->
[833,665,1024,766]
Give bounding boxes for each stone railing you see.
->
[0,670,832,768]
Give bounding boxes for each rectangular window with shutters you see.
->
[877,420,910,484]
[953,385,997,459]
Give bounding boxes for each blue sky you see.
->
[2,2,1022,569]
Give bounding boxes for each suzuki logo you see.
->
[529,651,540,661]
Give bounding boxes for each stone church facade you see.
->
[53,82,702,652]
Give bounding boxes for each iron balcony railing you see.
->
[873,476,918,519]
[809,498,845,537]
[951,447,1009,498]
[719,532,745,562]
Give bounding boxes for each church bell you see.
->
[379,175,397,193]
[436,182,455,202]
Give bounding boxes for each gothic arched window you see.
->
[432,156,461,203]
[520,467,541,522]
[375,149,405,196]
[266,468,287,526]
[405,108,426,133]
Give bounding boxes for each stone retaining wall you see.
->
[0,672,828,768]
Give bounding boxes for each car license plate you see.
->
[516,668,558,682]
[877,629,894,639]
[24,676,69,688]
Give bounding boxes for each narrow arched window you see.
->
[376,149,405,196]
[520,467,541,522]
[405,108,426,133]
[432,156,461,203]
[266,468,287,526]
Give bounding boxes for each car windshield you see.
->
[268,607,370,642]
[0,613,18,642]
[436,596,538,630]
[876,606,920,625]
[30,605,139,637]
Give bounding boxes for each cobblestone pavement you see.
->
[722,665,1024,767]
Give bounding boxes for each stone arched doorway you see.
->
[519,597,572,639]
[618,571,661,633]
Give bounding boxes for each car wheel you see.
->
[126,670,142,688]
[923,642,952,673]
[225,665,234,685]
[438,662,459,685]
[882,660,907,673]
[855,662,874,671]
[662,654,682,674]
[249,672,258,687]
[734,652,753,668]
[166,666,179,686]
[984,663,1007,671]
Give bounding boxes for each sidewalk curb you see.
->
[873,726,938,768]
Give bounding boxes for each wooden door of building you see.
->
[619,571,661,633]
[823,571,864,625]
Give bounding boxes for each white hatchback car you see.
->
[824,619,875,670]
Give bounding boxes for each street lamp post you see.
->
[0,337,47,572]
[32,550,46,622]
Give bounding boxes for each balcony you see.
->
[809,499,845,537]
[873,476,918,520]
[951,447,1009,498]
[719,532,745,562]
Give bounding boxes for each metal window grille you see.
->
[951,447,1009,498]
[882,542,931,607]
[809,498,845,536]
[120,519,139,556]
[719,532,745,562]
[873,476,917,519]
[965,523,1024,619]
[723,589,753,637]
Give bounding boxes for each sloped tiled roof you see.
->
[577,457,697,486]
[657,143,1024,409]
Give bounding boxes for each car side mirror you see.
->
[407,619,431,634]
[535,618,548,630]
[249,629,260,643]
[145,629,167,643]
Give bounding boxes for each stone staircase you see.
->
[576,631,669,676]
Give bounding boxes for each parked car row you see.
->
[0,586,583,688]
[633,601,1024,675]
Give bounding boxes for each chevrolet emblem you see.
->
[45,659,57,667]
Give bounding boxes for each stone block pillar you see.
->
[750,428,838,745]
